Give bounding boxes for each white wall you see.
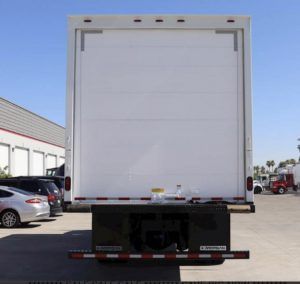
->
[0,143,10,173]
[0,129,65,176]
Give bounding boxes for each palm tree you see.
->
[260,166,266,174]
[278,161,286,168]
[270,160,275,172]
[253,166,260,175]
[253,165,260,179]
[286,159,296,165]
[266,161,271,172]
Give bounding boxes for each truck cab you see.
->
[270,173,296,194]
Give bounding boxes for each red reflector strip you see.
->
[233,197,245,200]
[118,253,130,259]
[192,197,201,201]
[74,197,86,200]
[165,254,177,259]
[234,252,248,258]
[71,253,84,259]
[73,197,245,202]
[175,197,186,200]
[69,251,249,260]
[141,253,153,259]
[211,197,223,201]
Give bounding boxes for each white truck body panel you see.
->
[293,164,300,187]
[65,15,253,203]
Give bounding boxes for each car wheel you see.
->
[254,186,262,194]
[1,210,20,228]
[278,187,285,194]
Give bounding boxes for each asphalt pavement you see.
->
[0,191,300,281]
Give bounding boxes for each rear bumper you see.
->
[69,250,249,260]
[21,211,50,222]
[50,206,63,215]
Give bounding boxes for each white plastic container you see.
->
[151,188,165,203]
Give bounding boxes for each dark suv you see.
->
[0,177,63,216]
[29,176,65,209]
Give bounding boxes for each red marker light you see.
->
[247,176,253,191]
[65,176,71,191]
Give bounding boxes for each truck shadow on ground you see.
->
[0,230,182,281]
[0,224,41,229]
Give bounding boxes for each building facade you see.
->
[0,97,65,176]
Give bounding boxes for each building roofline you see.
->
[0,97,65,130]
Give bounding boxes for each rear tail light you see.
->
[26,198,42,204]
[48,194,56,202]
[65,176,71,191]
[247,176,253,191]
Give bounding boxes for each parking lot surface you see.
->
[0,192,300,281]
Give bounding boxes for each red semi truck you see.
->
[270,173,297,194]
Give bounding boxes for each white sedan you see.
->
[0,186,50,228]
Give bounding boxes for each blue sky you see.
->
[0,0,299,166]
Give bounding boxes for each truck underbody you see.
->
[69,203,253,264]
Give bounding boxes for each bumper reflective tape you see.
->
[69,250,250,260]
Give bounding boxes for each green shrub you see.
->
[0,166,11,178]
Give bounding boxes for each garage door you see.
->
[15,147,29,176]
[47,154,57,169]
[58,156,65,166]
[0,144,9,173]
[33,151,44,175]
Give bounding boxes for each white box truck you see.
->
[293,163,300,189]
[65,15,254,264]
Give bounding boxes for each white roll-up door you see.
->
[74,28,245,199]
[58,156,65,166]
[15,147,29,176]
[47,154,57,169]
[0,144,10,173]
[33,151,44,175]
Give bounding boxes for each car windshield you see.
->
[8,187,33,196]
